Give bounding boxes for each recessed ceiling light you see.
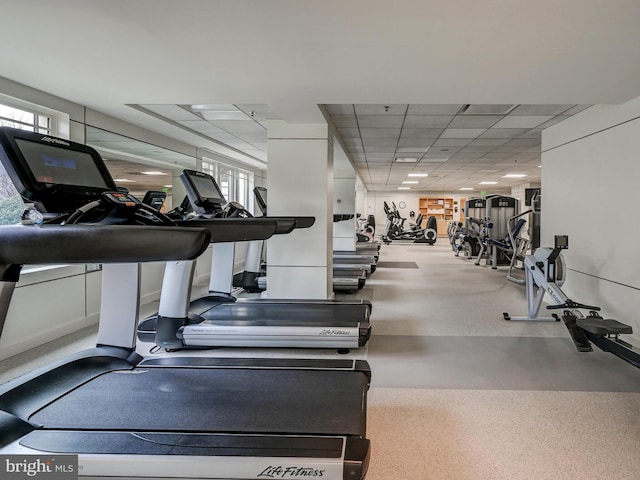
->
[538,165,542,168]
[397,186,411,190]
[394,157,418,163]
[402,181,419,184]
[163,184,172,188]
[114,178,136,183]
[460,187,474,191]
[479,181,498,185]
[140,171,168,175]
[408,173,429,177]
[502,174,527,178]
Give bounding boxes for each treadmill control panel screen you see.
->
[180,169,227,215]
[16,138,110,189]
[190,174,226,204]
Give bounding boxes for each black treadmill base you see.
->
[21,431,345,458]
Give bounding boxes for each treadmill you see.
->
[241,188,367,293]
[138,170,372,351]
[0,127,371,480]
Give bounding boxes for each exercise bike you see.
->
[503,235,639,368]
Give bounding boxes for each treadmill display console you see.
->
[180,169,227,215]
[0,127,117,212]
[15,138,110,189]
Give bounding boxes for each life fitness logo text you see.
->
[258,465,325,478]
[40,136,70,147]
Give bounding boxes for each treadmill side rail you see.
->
[2,433,360,480]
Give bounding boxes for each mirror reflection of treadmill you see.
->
[0,127,372,480]
[138,170,372,351]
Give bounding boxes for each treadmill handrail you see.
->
[174,218,279,242]
[0,224,210,274]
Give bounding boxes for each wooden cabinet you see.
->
[419,197,454,236]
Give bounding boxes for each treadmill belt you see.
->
[203,303,368,324]
[29,368,367,436]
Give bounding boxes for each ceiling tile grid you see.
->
[325,103,589,193]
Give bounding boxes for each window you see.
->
[0,104,51,134]
[0,98,68,225]
[202,159,254,214]
[0,102,56,225]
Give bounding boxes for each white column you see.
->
[266,120,333,299]
[333,142,357,251]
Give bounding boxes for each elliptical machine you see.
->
[503,235,638,368]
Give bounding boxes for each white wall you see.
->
[542,99,640,342]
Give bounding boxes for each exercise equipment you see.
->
[502,235,569,322]
[502,234,638,368]
[237,189,369,293]
[138,169,372,351]
[0,126,372,479]
[381,201,437,244]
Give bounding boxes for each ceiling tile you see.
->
[337,127,360,138]
[492,116,554,128]
[407,105,463,115]
[201,111,250,121]
[354,104,408,115]
[509,104,575,116]
[397,139,436,148]
[505,138,541,147]
[332,115,358,128]
[396,146,430,153]
[440,129,487,138]
[448,115,502,128]
[403,115,453,128]
[347,145,365,153]
[433,138,474,147]
[461,104,517,115]
[363,138,400,147]
[360,128,401,138]
[469,138,510,147]
[400,128,443,139]
[430,146,460,155]
[357,115,405,128]
[365,146,396,154]
[479,128,530,139]
[190,104,239,112]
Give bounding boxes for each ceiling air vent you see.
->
[459,104,518,115]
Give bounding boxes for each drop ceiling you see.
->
[132,102,590,193]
